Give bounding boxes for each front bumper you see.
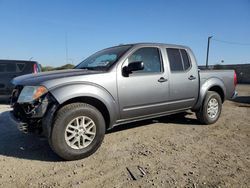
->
[12,95,49,124]
[9,111,28,133]
[11,91,58,134]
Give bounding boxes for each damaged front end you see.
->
[10,85,58,136]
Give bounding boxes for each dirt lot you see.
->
[0,85,249,188]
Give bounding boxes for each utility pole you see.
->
[205,36,213,68]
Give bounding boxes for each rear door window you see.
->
[166,48,191,72]
[167,48,183,71]
[180,49,191,70]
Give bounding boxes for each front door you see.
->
[117,47,169,120]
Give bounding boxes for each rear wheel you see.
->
[196,91,222,125]
[49,103,105,160]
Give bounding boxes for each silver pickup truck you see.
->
[10,43,237,160]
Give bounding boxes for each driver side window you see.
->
[128,47,162,73]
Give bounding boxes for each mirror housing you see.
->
[122,61,144,77]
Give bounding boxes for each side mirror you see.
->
[122,61,144,76]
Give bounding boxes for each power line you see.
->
[212,38,250,46]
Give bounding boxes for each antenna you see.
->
[65,32,68,64]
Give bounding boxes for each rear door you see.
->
[165,48,199,110]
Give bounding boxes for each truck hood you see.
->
[12,69,102,86]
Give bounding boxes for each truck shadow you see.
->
[231,96,250,105]
[0,111,60,162]
[0,110,200,162]
[107,112,202,134]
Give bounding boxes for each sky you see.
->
[0,0,250,67]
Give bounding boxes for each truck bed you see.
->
[199,69,236,100]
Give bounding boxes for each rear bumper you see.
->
[0,95,11,103]
[231,91,238,99]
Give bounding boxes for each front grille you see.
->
[13,103,28,122]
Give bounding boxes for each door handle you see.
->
[188,75,196,80]
[158,77,168,82]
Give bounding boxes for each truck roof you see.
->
[0,59,38,64]
[117,42,189,49]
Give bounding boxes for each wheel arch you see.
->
[193,77,226,110]
[49,84,119,130]
[208,85,225,102]
[58,96,111,130]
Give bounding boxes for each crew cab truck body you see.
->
[10,43,237,160]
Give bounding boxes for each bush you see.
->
[41,64,75,72]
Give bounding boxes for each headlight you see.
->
[17,86,48,103]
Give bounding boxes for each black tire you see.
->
[49,103,105,160]
[196,91,222,125]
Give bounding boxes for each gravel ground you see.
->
[0,85,249,188]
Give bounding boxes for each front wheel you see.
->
[49,103,105,160]
[196,91,222,125]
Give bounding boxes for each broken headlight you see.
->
[17,86,48,103]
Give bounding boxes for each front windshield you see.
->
[75,45,132,70]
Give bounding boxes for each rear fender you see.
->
[193,77,226,110]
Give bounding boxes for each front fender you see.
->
[193,77,226,110]
[49,83,119,127]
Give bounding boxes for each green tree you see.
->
[55,64,75,70]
